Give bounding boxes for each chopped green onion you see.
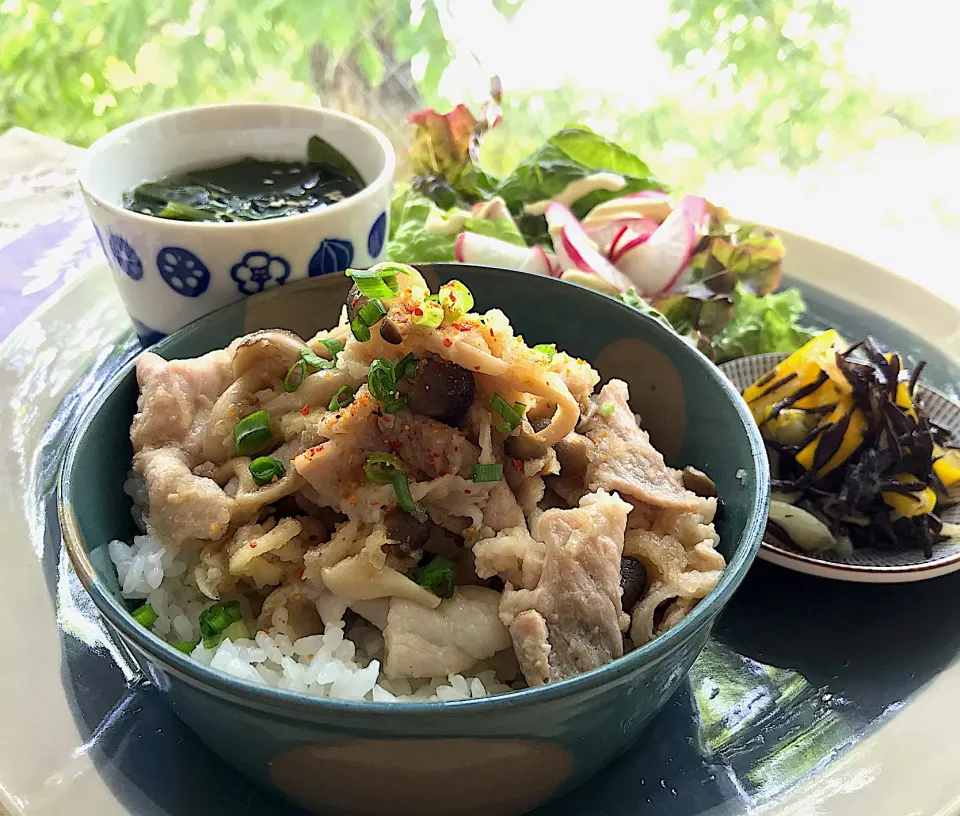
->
[424,294,440,302]
[358,298,387,327]
[389,469,417,513]
[301,347,330,369]
[393,352,419,383]
[132,602,158,628]
[490,394,525,433]
[411,555,455,599]
[412,300,444,330]
[284,359,306,392]
[202,634,222,650]
[249,456,285,486]
[365,451,404,484]
[368,357,406,412]
[351,316,371,342]
[347,266,401,299]
[365,452,417,514]
[472,463,504,483]
[534,344,557,361]
[199,600,242,638]
[233,410,272,456]
[319,337,345,358]
[599,401,616,417]
[173,639,199,654]
[439,280,474,318]
[329,385,355,411]
[221,620,250,642]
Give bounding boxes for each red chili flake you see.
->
[414,307,424,317]
[512,459,523,472]
[438,469,447,477]
[650,384,656,391]
[259,628,270,634]
[473,366,481,371]
[299,405,310,416]
[249,541,257,548]
[489,329,495,337]
[443,338,453,348]
[464,489,471,495]
[454,445,462,452]
[369,500,380,506]
[390,440,403,453]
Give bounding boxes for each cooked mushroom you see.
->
[554,432,594,478]
[379,318,403,345]
[681,466,718,498]
[402,353,476,425]
[619,556,648,612]
[384,507,432,554]
[504,416,551,460]
[232,329,306,383]
[345,284,370,323]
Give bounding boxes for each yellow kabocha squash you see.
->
[742,330,846,424]
[794,399,868,476]
[882,472,937,517]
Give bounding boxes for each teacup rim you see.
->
[77,102,397,231]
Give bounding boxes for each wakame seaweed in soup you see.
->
[122,136,365,223]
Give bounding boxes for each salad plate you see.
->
[1,226,959,816]
[722,352,960,583]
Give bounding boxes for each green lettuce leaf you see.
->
[386,187,525,263]
[710,283,817,364]
[496,126,665,222]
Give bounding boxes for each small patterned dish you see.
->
[79,103,395,345]
[722,352,960,583]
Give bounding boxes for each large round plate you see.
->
[722,353,960,583]
[1,229,960,816]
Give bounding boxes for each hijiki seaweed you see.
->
[744,332,959,558]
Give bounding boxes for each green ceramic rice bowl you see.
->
[59,264,768,816]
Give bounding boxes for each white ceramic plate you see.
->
[721,352,960,583]
[2,230,960,816]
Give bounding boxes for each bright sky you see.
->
[439,0,960,117]
[435,0,960,301]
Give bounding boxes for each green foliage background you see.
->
[2,0,956,190]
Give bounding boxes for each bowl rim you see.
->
[77,102,396,231]
[58,264,770,715]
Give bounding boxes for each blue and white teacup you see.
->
[79,103,395,345]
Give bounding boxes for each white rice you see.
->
[109,477,514,703]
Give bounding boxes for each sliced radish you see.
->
[586,218,658,261]
[471,196,512,222]
[519,244,561,277]
[613,194,707,297]
[456,232,555,274]
[544,203,632,292]
[609,227,656,263]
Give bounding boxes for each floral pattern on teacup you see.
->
[230,251,291,296]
